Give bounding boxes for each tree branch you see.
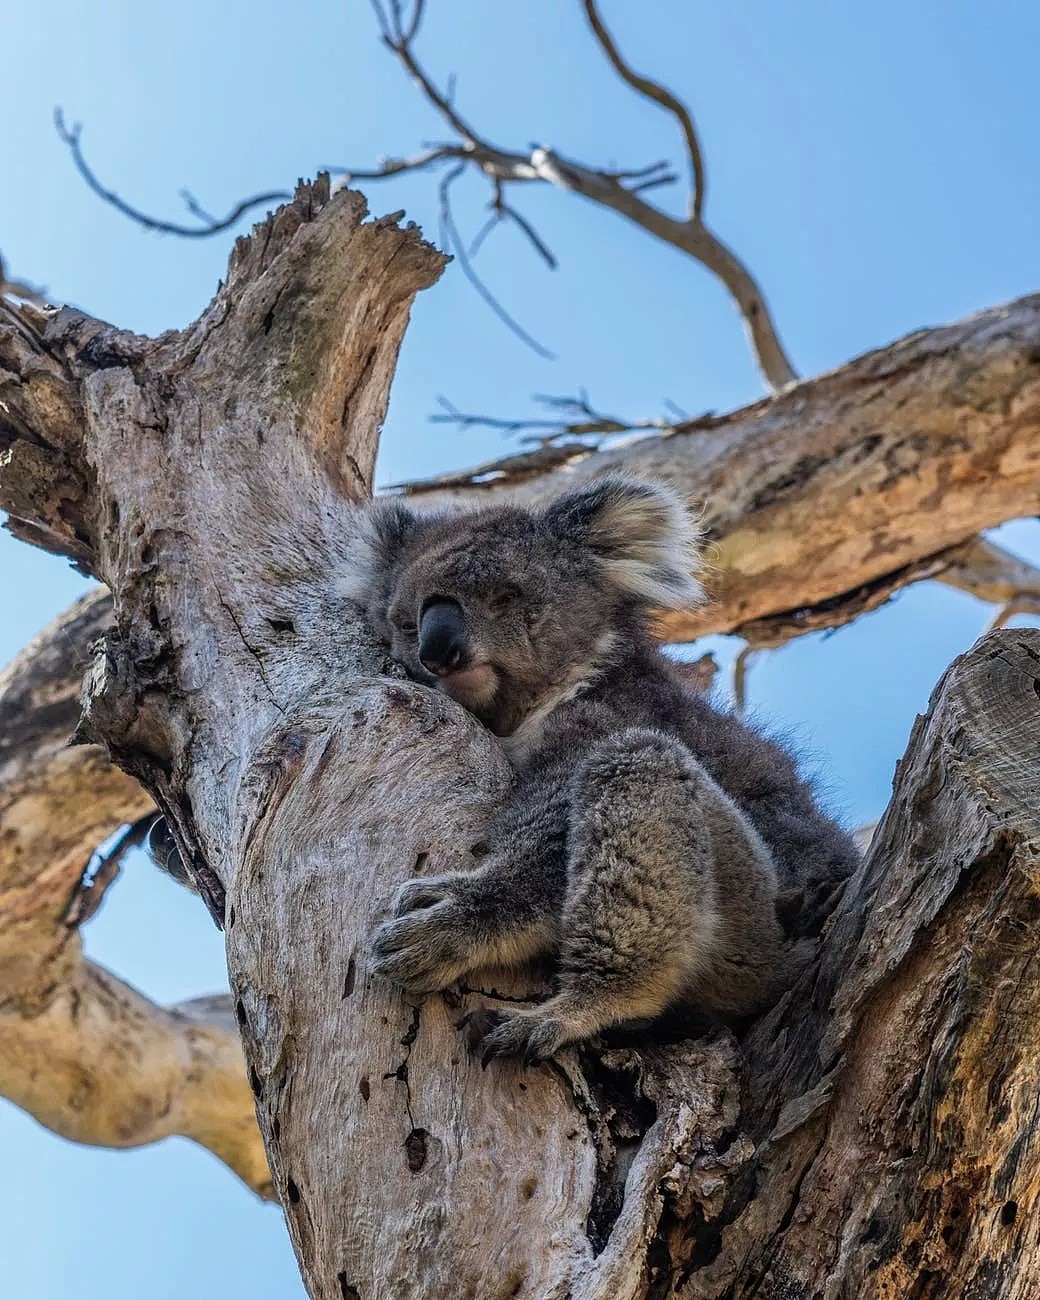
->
[938,534,1040,628]
[54,109,290,238]
[429,390,687,444]
[0,591,271,1196]
[55,5,795,388]
[580,0,706,220]
[396,293,1040,644]
[704,629,1040,1295]
[729,532,1040,712]
[353,1,796,388]
[435,161,555,358]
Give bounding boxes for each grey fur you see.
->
[354,477,860,1062]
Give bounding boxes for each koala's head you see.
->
[342,477,703,736]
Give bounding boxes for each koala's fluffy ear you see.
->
[338,498,421,605]
[545,476,704,609]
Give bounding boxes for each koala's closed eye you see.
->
[390,607,417,635]
[488,584,522,616]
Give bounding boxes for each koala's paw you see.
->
[370,873,475,994]
[468,1005,573,1067]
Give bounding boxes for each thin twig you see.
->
[326,144,468,183]
[54,109,290,238]
[348,2,796,389]
[369,0,479,142]
[468,212,502,260]
[437,166,556,359]
[580,0,706,220]
[431,391,687,442]
[467,180,559,269]
[179,189,219,224]
[497,197,559,269]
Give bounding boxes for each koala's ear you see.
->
[544,477,704,609]
[338,497,421,605]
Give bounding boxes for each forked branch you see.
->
[351,0,796,386]
[54,2,796,388]
[579,0,706,220]
[54,109,290,238]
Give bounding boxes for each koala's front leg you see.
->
[370,773,569,994]
[479,728,784,1063]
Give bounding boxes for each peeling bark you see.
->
[1,179,1038,1296]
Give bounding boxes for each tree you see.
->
[2,4,1039,1297]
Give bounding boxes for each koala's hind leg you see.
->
[480,729,728,1064]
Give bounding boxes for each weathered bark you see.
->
[1,180,1038,1297]
[682,629,1040,1297]
[0,590,271,1195]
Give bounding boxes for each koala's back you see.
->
[525,637,859,935]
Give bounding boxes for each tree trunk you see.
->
[1,180,1038,1296]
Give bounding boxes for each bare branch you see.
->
[721,534,1040,715]
[483,181,559,270]
[54,5,795,387]
[383,439,598,493]
[430,390,696,443]
[437,164,556,359]
[581,0,706,220]
[54,109,290,238]
[327,143,469,183]
[369,0,480,141]
[501,202,558,268]
[344,4,797,389]
[937,535,1040,614]
[467,211,502,260]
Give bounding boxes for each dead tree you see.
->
[1,175,1039,1296]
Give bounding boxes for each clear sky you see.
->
[3,3,1039,1297]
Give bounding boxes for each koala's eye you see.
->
[487,584,522,616]
[389,606,417,636]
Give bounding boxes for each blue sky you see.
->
[3,3,1039,1297]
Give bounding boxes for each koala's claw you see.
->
[466,1005,569,1067]
[371,902,468,993]
[393,875,455,916]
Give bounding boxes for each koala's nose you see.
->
[418,599,469,675]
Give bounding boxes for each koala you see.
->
[345,477,859,1063]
